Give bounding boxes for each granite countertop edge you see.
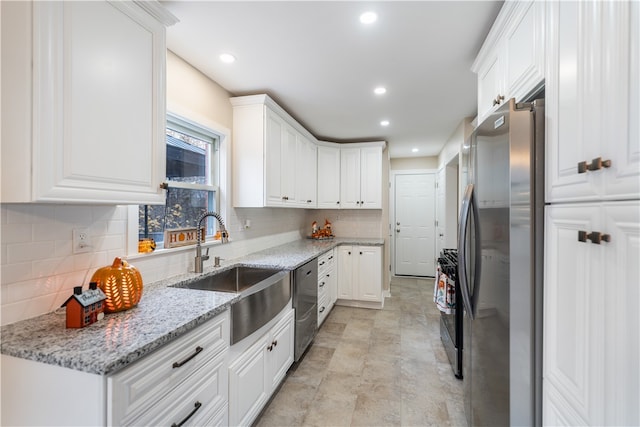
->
[0,237,384,376]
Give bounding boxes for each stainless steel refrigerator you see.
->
[458,98,544,426]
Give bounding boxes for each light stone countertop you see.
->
[0,237,383,376]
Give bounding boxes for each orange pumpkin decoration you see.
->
[90,257,143,313]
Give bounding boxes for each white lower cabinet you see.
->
[544,202,640,425]
[337,245,383,308]
[318,249,337,326]
[109,311,230,426]
[228,307,294,427]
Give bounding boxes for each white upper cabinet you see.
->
[317,145,341,209]
[231,95,318,208]
[546,0,640,203]
[232,95,386,210]
[472,0,545,123]
[340,145,384,209]
[1,1,176,204]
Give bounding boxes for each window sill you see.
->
[126,238,229,261]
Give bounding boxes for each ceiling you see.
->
[162,1,503,158]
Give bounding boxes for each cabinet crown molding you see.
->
[132,0,179,26]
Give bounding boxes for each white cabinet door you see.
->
[601,202,640,426]
[544,204,604,426]
[317,145,341,208]
[295,134,317,208]
[337,245,354,299]
[265,108,284,206]
[544,201,640,426]
[228,335,270,427]
[601,1,640,201]
[281,125,298,205]
[340,146,383,209]
[266,309,294,391]
[337,245,382,304]
[1,1,171,204]
[340,148,362,209]
[360,147,383,209]
[356,246,382,302]
[546,0,639,203]
[473,1,544,124]
[476,48,504,123]
[504,0,545,103]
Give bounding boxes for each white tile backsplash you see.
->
[0,203,310,326]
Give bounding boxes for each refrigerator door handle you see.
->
[469,185,481,317]
[458,184,475,319]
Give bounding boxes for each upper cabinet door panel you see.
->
[31,1,167,203]
[545,0,602,203]
[505,0,545,101]
[601,1,640,201]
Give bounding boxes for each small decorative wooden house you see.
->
[61,283,107,328]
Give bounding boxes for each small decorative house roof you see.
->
[62,288,107,308]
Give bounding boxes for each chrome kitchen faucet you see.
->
[194,211,228,273]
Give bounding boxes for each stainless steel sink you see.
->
[179,266,283,294]
[174,266,291,344]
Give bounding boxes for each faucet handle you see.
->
[202,247,210,261]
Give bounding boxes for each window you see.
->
[139,113,221,249]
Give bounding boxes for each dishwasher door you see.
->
[293,258,318,361]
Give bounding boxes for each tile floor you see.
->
[255,276,466,427]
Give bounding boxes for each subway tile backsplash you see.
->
[1,203,384,326]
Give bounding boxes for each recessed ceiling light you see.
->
[219,53,236,64]
[412,148,419,153]
[360,11,377,24]
[380,120,390,127]
[374,86,387,95]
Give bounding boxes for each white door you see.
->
[394,173,436,276]
[435,167,446,257]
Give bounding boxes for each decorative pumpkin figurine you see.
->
[90,257,143,313]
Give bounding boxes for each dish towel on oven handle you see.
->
[434,264,455,314]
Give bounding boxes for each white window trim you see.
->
[126,110,231,258]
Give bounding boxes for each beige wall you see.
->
[166,51,233,129]
[390,156,439,170]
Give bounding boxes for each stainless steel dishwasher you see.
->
[293,258,318,361]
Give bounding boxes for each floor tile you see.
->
[254,276,465,427]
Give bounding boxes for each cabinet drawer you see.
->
[318,292,331,326]
[108,311,230,424]
[318,250,335,275]
[127,353,228,426]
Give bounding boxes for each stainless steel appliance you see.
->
[436,248,462,379]
[292,258,318,361]
[458,98,544,426]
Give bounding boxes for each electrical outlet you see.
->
[73,228,91,254]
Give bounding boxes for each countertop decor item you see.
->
[91,257,143,313]
[60,283,106,328]
[310,218,334,239]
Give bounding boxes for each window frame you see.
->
[127,110,230,258]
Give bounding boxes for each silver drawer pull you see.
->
[171,401,202,427]
[172,346,203,368]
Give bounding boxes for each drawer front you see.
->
[318,249,335,276]
[126,352,228,426]
[108,311,230,424]
[318,292,330,326]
